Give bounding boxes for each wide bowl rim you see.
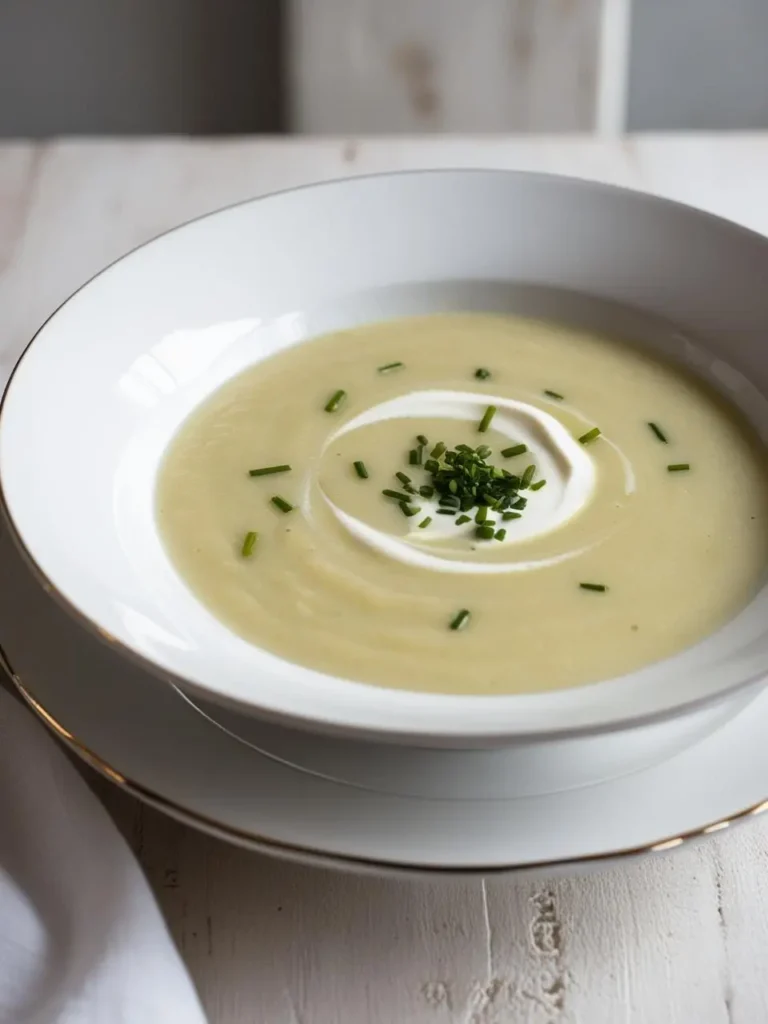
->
[2,166,768,745]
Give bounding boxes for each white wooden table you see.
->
[5,135,768,1024]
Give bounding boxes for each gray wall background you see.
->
[0,0,283,135]
[0,0,767,136]
[627,0,768,131]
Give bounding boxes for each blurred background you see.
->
[0,0,766,137]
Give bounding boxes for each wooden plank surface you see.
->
[4,136,768,1023]
[289,0,603,133]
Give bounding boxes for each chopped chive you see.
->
[580,582,607,592]
[353,460,369,479]
[502,511,522,521]
[667,463,690,472]
[543,389,564,400]
[494,529,507,541]
[377,361,404,374]
[418,485,434,499]
[409,448,423,466]
[382,488,412,502]
[399,502,421,517]
[449,608,471,631]
[578,426,601,445]
[501,444,527,459]
[324,389,347,413]
[437,508,457,515]
[418,516,432,529]
[512,496,528,509]
[478,405,497,433]
[241,531,258,556]
[648,422,668,443]
[475,368,491,380]
[396,471,411,485]
[520,465,536,488]
[529,479,546,492]
[475,505,488,524]
[417,434,429,446]
[271,495,294,514]
[475,525,495,540]
[430,442,446,459]
[249,464,291,477]
[456,514,471,525]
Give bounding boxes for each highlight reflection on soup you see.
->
[156,313,768,695]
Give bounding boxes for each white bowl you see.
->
[3,170,768,755]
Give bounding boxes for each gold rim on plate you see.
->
[2,642,768,876]
[2,174,768,873]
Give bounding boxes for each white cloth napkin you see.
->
[0,687,208,1024]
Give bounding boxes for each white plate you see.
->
[2,526,768,877]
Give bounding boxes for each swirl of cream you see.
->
[317,390,599,575]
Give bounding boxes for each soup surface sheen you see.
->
[157,313,768,695]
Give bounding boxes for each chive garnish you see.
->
[495,529,507,541]
[241,531,258,556]
[648,422,668,443]
[271,496,293,513]
[478,405,497,433]
[382,430,546,531]
[418,516,432,529]
[249,464,291,477]
[667,463,690,472]
[324,389,347,413]
[580,582,607,592]
[378,361,404,373]
[578,426,601,445]
[417,434,429,446]
[475,368,491,380]
[449,609,471,631]
[529,479,546,491]
[399,502,421,517]
[501,444,527,459]
[544,389,564,400]
[353,461,369,479]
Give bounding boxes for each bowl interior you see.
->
[3,170,768,743]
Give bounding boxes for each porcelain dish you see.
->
[2,523,768,876]
[3,171,768,757]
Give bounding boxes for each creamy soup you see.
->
[156,313,768,695]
